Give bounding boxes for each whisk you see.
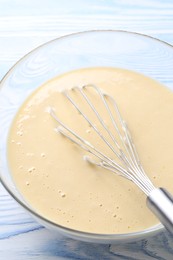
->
[50,84,173,234]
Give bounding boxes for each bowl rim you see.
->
[1,29,171,242]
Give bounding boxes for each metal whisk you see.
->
[51,84,173,234]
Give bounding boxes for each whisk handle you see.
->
[147,188,173,234]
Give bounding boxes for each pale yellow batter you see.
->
[8,67,173,234]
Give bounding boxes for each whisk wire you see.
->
[51,85,155,196]
[67,85,139,175]
[79,86,154,193]
[124,124,155,192]
[63,88,124,163]
[51,110,128,175]
[81,85,146,179]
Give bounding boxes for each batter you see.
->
[8,67,173,234]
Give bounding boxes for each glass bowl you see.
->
[0,30,173,244]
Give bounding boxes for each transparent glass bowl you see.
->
[0,30,173,244]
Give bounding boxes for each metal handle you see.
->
[147,188,173,234]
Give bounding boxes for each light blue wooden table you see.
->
[1,1,173,259]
